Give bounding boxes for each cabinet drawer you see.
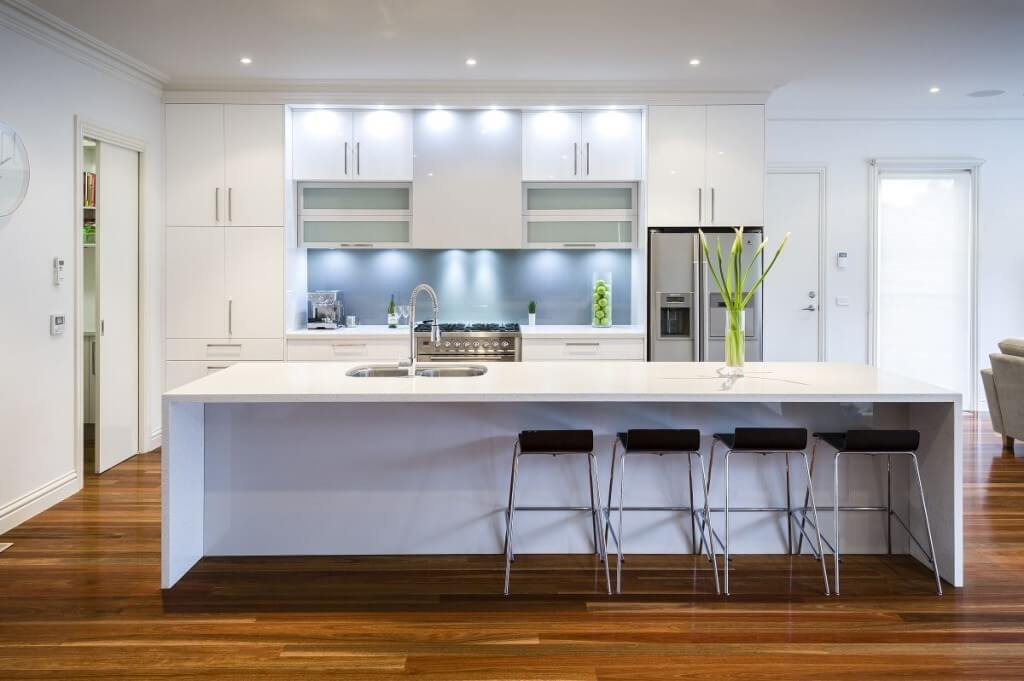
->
[166,338,284,361]
[165,360,237,392]
[286,338,407,362]
[522,337,644,361]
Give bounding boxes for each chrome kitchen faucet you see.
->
[401,284,442,376]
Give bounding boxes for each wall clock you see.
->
[0,121,30,217]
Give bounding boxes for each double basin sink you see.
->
[346,365,488,378]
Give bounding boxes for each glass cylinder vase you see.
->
[592,272,612,327]
[722,307,745,376]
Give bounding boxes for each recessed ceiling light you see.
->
[465,57,477,66]
[239,57,253,65]
[968,89,1006,98]
[689,58,701,66]
[929,86,941,94]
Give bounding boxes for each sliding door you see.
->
[875,169,973,401]
[96,141,140,473]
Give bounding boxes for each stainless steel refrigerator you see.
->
[648,227,764,362]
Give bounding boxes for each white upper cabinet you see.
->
[647,105,707,226]
[166,104,225,227]
[581,110,642,181]
[225,227,283,338]
[224,105,285,226]
[523,110,642,182]
[647,104,765,226]
[165,103,284,227]
[292,109,352,180]
[351,110,414,180]
[522,111,582,181]
[704,105,765,227]
[292,108,412,181]
[413,109,523,249]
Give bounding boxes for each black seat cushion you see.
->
[519,429,594,453]
[714,428,808,451]
[815,430,920,453]
[617,429,701,452]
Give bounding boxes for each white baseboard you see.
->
[0,470,80,535]
[0,542,11,553]
[146,426,162,452]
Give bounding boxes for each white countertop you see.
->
[165,361,959,405]
[287,324,644,340]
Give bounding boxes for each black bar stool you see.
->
[604,429,720,594]
[709,428,830,596]
[503,430,611,595]
[811,430,942,595]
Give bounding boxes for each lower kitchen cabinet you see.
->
[166,338,284,362]
[165,361,236,391]
[286,337,408,362]
[521,336,644,361]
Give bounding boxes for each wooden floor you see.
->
[1,414,1022,679]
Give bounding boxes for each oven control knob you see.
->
[444,341,451,347]
[501,341,509,348]
[453,341,461,348]
[473,341,481,348]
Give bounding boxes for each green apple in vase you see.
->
[592,277,611,327]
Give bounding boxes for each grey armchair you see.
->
[982,338,1024,452]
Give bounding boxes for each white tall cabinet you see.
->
[165,103,285,392]
[647,104,765,226]
[165,104,284,227]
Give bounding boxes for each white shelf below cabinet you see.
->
[286,326,409,340]
[520,325,645,339]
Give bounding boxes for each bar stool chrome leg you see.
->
[603,437,620,552]
[589,451,613,594]
[587,452,603,563]
[909,453,943,596]
[616,443,627,593]
[694,452,721,595]
[800,451,830,595]
[503,441,522,595]
[723,449,731,596]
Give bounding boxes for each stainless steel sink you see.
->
[415,365,488,377]
[346,364,488,378]
[345,366,413,378]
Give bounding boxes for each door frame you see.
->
[73,117,147,479]
[766,164,829,361]
[867,158,983,409]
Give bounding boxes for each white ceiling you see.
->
[28,0,1024,110]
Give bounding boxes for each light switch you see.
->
[836,251,848,270]
[50,313,66,336]
[836,297,850,307]
[53,256,66,285]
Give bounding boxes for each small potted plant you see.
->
[527,300,537,327]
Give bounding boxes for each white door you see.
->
[522,111,582,180]
[705,105,765,226]
[581,110,642,180]
[165,227,227,338]
[225,227,284,338]
[764,170,823,361]
[165,104,224,226]
[224,105,284,226]
[292,109,353,180]
[875,170,973,400]
[646,106,706,226]
[352,110,413,180]
[95,142,139,473]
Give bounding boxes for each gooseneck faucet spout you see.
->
[401,284,441,375]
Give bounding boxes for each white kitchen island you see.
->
[162,361,962,589]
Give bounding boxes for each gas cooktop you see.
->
[414,321,522,361]
[414,322,521,333]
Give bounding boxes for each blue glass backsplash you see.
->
[307,249,632,325]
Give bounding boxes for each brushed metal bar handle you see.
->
[206,365,228,371]
[215,187,220,222]
[344,141,348,175]
[573,142,578,176]
[339,243,374,248]
[356,142,361,175]
[698,188,703,224]
[228,299,233,335]
[206,343,242,348]
[91,340,95,375]
[711,187,716,223]
[332,343,367,349]
[563,243,597,248]
[566,342,600,347]
[585,142,590,175]
[228,187,233,222]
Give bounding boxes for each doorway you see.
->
[77,124,143,475]
[764,166,827,361]
[870,160,980,407]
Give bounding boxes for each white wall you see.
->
[0,21,162,533]
[767,114,1024,404]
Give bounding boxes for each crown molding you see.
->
[767,106,1024,122]
[0,0,168,94]
[163,79,772,107]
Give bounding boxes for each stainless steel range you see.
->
[415,322,522,362]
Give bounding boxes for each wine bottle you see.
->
[387,294,398,328]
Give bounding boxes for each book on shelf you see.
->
[83,171,96,208]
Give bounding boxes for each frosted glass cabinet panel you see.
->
[525,220,633,248]
[300,185,410,212]
[525,185,634,211]
[301,219,410,247]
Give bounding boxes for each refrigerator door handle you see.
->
[694,234,704,361]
